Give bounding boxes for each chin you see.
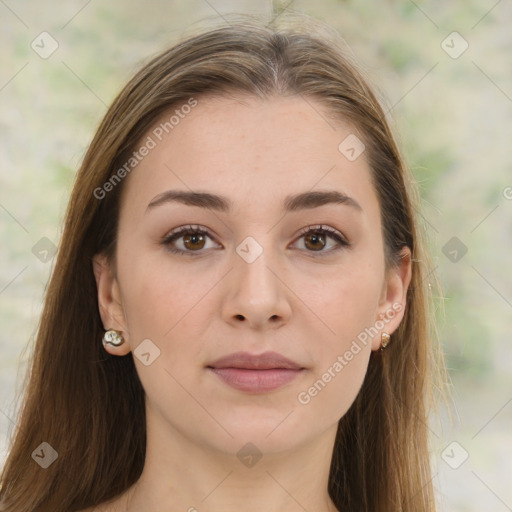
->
[203,407,319,454]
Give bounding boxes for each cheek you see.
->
[308,260,384,343]
[297,273,378,419]
[297,342,371,424]
[117,249,218,341]
[297,261,382,415]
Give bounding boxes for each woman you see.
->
[0,13,444,512]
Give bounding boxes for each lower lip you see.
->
[209,368,303,392]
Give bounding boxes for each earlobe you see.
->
[93,254,131,355]
[371,247,412,351]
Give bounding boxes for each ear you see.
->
[371,246,412,351]
[92,253,131,356]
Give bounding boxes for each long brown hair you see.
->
[0,13,444,512]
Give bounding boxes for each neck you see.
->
[125,405,340,512]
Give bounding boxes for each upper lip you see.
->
[207,351,303,370]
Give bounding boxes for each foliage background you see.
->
[1,1,511,510]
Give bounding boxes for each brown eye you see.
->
[182,232,206,251]
[294,225,350,255]
[303,231,327,251]
[162,225,219,256]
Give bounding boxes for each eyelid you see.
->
[164,224,213,239]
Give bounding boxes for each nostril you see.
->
[235,314,245,321]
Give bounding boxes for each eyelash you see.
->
[161,224,350,257]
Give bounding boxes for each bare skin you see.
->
[85,93,411,512]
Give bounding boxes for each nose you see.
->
[221,242,292,330]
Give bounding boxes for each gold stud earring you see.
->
[102,329,124,348]
[381,332,391,350]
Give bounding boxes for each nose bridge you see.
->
[222,232,291,328]
[235,233,279,301]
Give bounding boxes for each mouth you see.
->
[206,351,305,392]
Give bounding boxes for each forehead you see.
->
[119,93,379,219]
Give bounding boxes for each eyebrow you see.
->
[146,189,362,213]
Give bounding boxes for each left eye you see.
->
[294,225,349,253]
[161,224,349,256]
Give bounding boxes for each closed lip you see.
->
[207,351,304,370]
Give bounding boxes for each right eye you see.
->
[161,225,220,256]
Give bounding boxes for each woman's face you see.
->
[94,93,410,456]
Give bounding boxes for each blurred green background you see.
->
[1,1,511,510]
